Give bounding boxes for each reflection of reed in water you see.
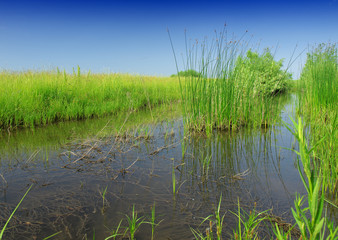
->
[177,124,299,218]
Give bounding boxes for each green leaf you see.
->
[312,218,325,238]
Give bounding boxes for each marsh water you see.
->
[0,94,327,239]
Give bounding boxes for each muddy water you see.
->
[0,95,309,239]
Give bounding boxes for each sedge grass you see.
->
[0,70,181,130]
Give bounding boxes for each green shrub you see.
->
[235,49,292,96]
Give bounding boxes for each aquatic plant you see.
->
[278,117,338,239]
[200,153,212,181]
[213,195,226,239]
[147,202,163,240]
[104,220,123,240]
[150,203,157,240]
[172,160,176,197]
[190,195,225,240]
[231,200,268,240]
[124,205,145,240]
[100,185,108,214]
[42,231,63,240]
[0,184,62,240]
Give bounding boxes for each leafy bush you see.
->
[235,49,291,96]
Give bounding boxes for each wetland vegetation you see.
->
[170,29,292,133]
[299,43,337,197]
[0,37,337,239]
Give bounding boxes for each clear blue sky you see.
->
[0,0,337,78]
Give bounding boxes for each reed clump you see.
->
[299,43,338,195]
[0,70,181,130]
[172,29,291,134]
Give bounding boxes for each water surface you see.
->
[0,95,312,239]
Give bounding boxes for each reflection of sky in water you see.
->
[0,95,311,239]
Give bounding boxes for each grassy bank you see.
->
[299,43,337,196]
[0,69,181,130]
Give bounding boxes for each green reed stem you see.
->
[0,184,33,240]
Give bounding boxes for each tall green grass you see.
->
[170,28,292,133]
[0,70,181,130]
[299,43,337,196]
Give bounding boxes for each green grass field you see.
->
[0,69,181,130]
